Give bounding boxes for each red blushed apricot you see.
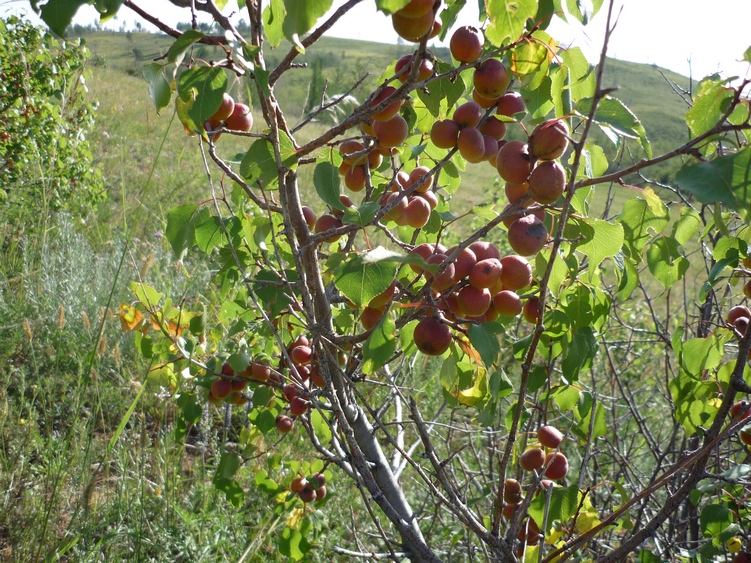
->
[728,305,751,325]
[457,285,492,317]
[520,448,546,472]
[731,401,751,421]
[458,127,486,163]
[371,86,402,122]
[225,102,253,132]
[394,0,435,18]
[392,10,434,42]
[502,202,545,228]
[211,92,235,122]
[431,119,460,149]
[409,242,446,273]
[740,426,751,446]
[472,88,500,109]
[473,58,510,99]
[314,214,344,243]
[339,139,366,165]
[361,306,386,330]
[493,290,522,317]
[528,160,566,204]
[453,101,483,128]
[290,476,308,493]
[211,379,233,400]
[395,54,434,83]
[404,196,431,228]
[449,246,478,280]
[414,316,453,356]
[538,425,564,448]
[468,258,503,289]
[383,192,408,223]
[500,255,533,290]
[427,253,456,292]
[369,280,397,308]
[543,452,569,480]
[529,118,570,160]
[409,165,434,192]
[523,296,541,324]
[344,165,367,192]
[275,415,295,433]
[417,190,438,209]
[373,114,409,148]
[468,241,501,262]
[503,478,523,504]
[502,502,521,520]
[289,396,309,416]
[479,116,507,141]
[518,518,541,546]
[507,215,548,256]
[505,181,530,203]
[482,135,499,162]
[301,206,317,230]
[496,91,526,117]
[496,140,531,184]
[450,25,484,63]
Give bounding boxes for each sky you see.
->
[2,0,750,82]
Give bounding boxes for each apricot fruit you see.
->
[301,206,317,230]
[528,160,566,204]
[503,478,523,504]
[427,253,456,292]
[404,196,432,228]
[211,378,233,400]
[361,306,386,330]
[453,101,483,128]
[543,452,569,480]
[479,116,507,141]
[468,258,503,289]
[225,102,253,132]
[473,58,510,99]
[431,119,459,149]
[505,181,529,203]
[520,448,545,471]
[523,296,541,324]
[496,91,526,117]
[275,415,295,433]
[538,425,564,448]
[289,396,309,416]
[392,10,434,42]
[457,285,492,317]
[496,140,531,184]
[508,214,548,256]
[529,119,570,160]
[408,165,433,192]
[472,88,500,109]
[500,255,533,290]
[457,127,486,163]
[450,246,478,280]
[493,290,522,317]
[371,86,402,122]
[395,54,433,83]
[731,400,751,421]
[468,241,502,262]
[394,0,435,18]
[344,165,367,192]
[211,92,235,122]
[450,25,484,63]
[369,280,397,308]
[314,214,344,242]
[373,114,409,148]
[414,316,453,355]
[728,305,751,324]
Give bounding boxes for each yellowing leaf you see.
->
[119,303,144,332]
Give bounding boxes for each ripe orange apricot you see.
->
[496,140,531,184]
[473,58,510,99]
[500,255,533,290]
[529,119,570,160]
[508,215,548,256]
[414,316,453,355]
[457,127,486,163]
[373,114,409,148]
[528,160,566,204]
[520,448,545,471]
[431,119,460,149]
[538,425,564,448]
[450,25,484,63]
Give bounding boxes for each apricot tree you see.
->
[34,0,751,560]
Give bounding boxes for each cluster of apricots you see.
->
[289,472,327,504]
[185,92,253,140]
[501,425,567,553]
[404,241,535,356]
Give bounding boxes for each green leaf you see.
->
[167,30,205,66]
[671,207,701,245]
[334,252,398,307]
[646,236,690,289]
[511,38,549,76]
[618,190,670,260]
[177,66,227,126]
[529,485,580,532]
[521,76,554,119]
[214,452,241,481]
[561,328,597,382]
[577,96,651,158]
[467,322,503,366]
[417,61,465,117]
[39,0,88,37]
[575,218,624,282]
[165,203,211,256]
[566,0,598,24]
[279,526,311,561]
[311,409,332,443]
[240,132,298,189]
[375,0,411,14]
[574,391,607,438]
[552,385,579,411]
[142,64,172,114]
[214,478,244,507]
[700,504,733,537]
[313,162,343,210]
[195,216,242,253]
[680,336,723,378]
[485,0,538,47]
[686,78,734,138]
[262,0,286,47]
[363,315,396,374]
[676,147,751,222]
[282,0,333,52]
[614,252,639,301]
[342,202,380,226]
